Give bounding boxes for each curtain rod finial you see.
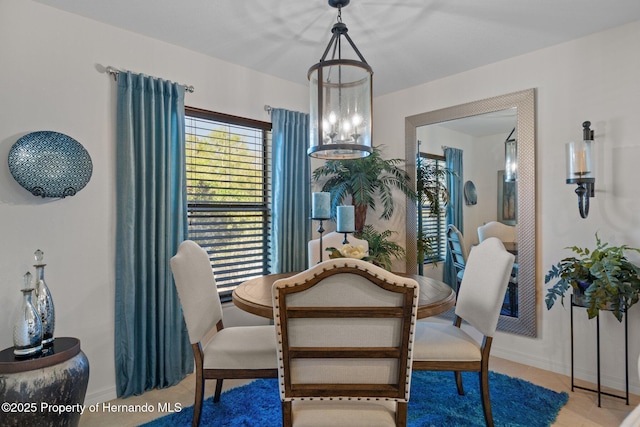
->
[106,66,119,81]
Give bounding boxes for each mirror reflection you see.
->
[405,89,536,337]
[417,108,519,317]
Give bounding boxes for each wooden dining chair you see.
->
[273,258,420,427]
[412,237,514,427]
[446,224,468,291]
[170,240,278,427]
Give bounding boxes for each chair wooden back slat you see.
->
[286,306,406,318]
[288,347,401,358]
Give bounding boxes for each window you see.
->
[185,107,272,300]
[418,153,447,263]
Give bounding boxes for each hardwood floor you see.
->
[79,356,638,426]
[491,357,636,426]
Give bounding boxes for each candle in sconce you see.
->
[312,192,330,219]
[576,150,587,174]
[566,141,592,178]
[337,205,355,232]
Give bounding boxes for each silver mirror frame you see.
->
[405,88,536,337]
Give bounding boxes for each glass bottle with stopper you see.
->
[34,249,55,346]
[13,272,43,357]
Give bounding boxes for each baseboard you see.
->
[84,386,118,406]
[492,345,640,396]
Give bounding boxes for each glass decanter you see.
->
[13,272,43,357]
[34,249,55,346]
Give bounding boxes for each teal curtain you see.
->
[271,109,311,273]
[444,147,464,289]
[114,72,193,397]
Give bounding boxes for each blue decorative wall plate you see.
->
[8,131,93,198]
[464,180,477,206]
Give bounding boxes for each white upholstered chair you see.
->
[272,258,420,427]
[307,231,369,267]
[170,240,278,427]
[477,221,517,243]
[477,221,518,316]
[412,238,515,427]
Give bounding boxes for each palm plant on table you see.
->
[312,145,414,232]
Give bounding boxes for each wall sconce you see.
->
[307,0,373,159]
[566,121,595,218]
[504,127,517,182]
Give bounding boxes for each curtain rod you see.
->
[105,66,195,93]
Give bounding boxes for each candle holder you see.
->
[312,217,330,263]
[337,231,352,245]
[565,121,595,219]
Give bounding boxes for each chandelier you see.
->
[307,0,373,159]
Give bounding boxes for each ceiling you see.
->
[35,0,640,96]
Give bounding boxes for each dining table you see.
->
[232,271,456,319]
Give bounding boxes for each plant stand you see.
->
[570,296,629,407]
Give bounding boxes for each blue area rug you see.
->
[142,370,568,427]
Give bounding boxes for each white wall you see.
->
[375,20,640,394]
[0,0,307,404]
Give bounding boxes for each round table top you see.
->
[232,272,456,319]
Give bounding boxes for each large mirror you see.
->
[405,89,536,337]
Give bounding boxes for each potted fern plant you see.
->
[355,225,406,271]
[545,233,640,321]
